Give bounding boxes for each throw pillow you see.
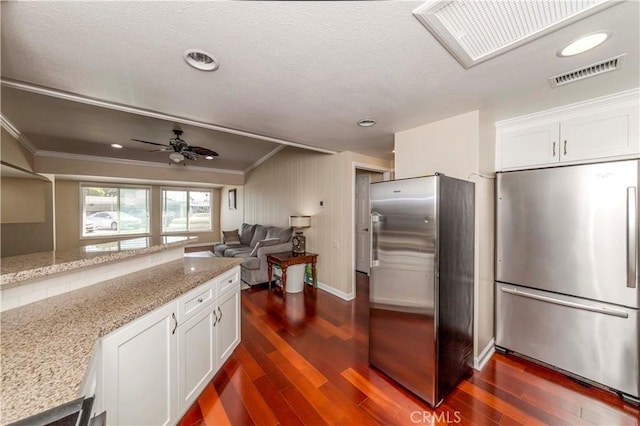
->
[223,229,241,245]
[248,238,281,257]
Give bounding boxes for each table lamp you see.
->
[289,215,311,254]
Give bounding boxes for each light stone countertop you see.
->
[0,236,198,288]
[0,255,242,425]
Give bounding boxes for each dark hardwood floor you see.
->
[179,273,639,425]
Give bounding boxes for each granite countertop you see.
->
[0,255,242,424]
[0,236,198,288]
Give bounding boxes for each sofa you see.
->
[214,223,293,286]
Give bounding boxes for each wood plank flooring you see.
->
[179,274,639,425]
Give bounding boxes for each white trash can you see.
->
[284,264,305,293]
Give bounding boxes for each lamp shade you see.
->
[289,215,311,228]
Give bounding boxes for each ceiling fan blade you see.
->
[189,146,219,157]
[148,148,171,152]
[131,138,170,147]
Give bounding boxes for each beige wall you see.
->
[1,130,55,256]
[219,186,244,238]
[1,128,33,171]
[55,180,221,251]
[1,178,46,223]
[394,110,495,359]
[244,147,391,297]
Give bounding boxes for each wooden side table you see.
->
[267,251,318,298]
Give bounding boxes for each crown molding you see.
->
[496,87,640,128]
[244,145,286,173]
[35,150,245,175]
[1,78,337,155]
[0,113,38,154]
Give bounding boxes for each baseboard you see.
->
[317,281,355,301]
[474,338,495,371]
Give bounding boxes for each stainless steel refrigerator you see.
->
[496,159,639,404]
[369,175,474,407]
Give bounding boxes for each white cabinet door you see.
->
[102,303,178,426]
[177,304,217,412]
[500,122,560,170]
[216,288,240,366]
[561,104,640,163]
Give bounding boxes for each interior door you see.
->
[355,173,371,274]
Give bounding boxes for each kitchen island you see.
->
[0,255,242,424]
[0,236,200,312]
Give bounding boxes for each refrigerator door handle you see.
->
[371,213,379,268]
[500,286,629,318]
[628,187,638,289]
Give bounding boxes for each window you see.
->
[162,189,212,233]
[81,185,150,238]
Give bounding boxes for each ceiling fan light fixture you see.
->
[205,155,214,160]
[169,152,185,163]
[183,49,219,71]
[110,143,123,149]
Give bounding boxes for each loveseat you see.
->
[214,223,293,286]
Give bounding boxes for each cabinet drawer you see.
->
[178,280,215,323]
[217,267,240,298]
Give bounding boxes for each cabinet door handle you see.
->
[171,313,178,335]
[218,306,223,323]
[564,140,567,155]
[213,309,218,326]
[552,141,556,157]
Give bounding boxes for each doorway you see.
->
[354,169,383,275]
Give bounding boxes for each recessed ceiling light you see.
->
[558,32,610,57]
[205,155,214,160]
[392,150,395,154]
[110,143,123,149]
[183,49,219,71]
[358,119,376,127]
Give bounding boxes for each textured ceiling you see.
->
[1,1,639,167]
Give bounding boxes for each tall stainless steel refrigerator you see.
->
[369,175,474,407]
[496,159,639,404]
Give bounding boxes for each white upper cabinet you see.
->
[500,122,560,169]
[496,89,640,171]
[560,105,639,162]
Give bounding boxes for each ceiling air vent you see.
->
[549,54,626,88]
[412,0,617,69]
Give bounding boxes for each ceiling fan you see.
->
[131,129,219,164]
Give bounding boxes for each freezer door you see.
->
[369,176,437,405]
[496,283,639,398]
[497,160,639,308]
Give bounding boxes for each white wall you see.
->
[394,110,495,359]
[244,147,390,297]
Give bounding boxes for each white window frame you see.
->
[80,183,152,240]
[160,187,214,234]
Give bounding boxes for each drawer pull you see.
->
[228,279,233,284]
[197,297,203,303]
[500,286,628,318]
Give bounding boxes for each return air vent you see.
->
[412,0,617,69]
[549,54,626,88]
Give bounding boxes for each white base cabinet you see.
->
[101,303,178,426]
[97,266,241,425]
[497,90,639,171]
